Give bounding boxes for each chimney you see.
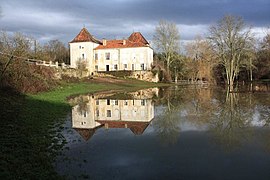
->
[102,39,107,46]
[123,39,126,45]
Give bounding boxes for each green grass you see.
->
[0,79,168,179]
[32,79,166,101]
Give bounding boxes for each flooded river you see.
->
[55,85,270,179]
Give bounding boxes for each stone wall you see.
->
[129,71,159,82]
[55,68,90,79]
[54,68,158,83]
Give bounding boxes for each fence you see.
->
[25,59,69,69]
[0,51,70,69]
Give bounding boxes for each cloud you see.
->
[0,0,269,44]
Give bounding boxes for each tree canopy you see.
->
[153,20,180,74]
[208,15,255,90]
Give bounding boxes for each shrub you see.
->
[0,58,58,93]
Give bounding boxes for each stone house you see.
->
[69,28,153,75]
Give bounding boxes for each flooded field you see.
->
[55,84,270,179]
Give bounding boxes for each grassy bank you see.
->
[0,79,167,179]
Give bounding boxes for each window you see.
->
[105,52,110,60]
[107,110,112,117]
[96,110,99,117]
[95,53,98,60]
[141,63,144,70]
[96,100,99,105]
[95,65,98,71]
[115,100,118,105]
[83,111,87,117]
[141,100,146,106]
[124,100,128,106]
[107,99,110,105]
[124,64,127,69]
[79,45,81,49]
[82,53,85,59]
[114,64,118,70]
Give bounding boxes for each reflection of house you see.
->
[71,94,154,140]
[69,28,153,74]
[96,120,150,135]
[95,99,154,135]
[95,99,154,122]
[72,98,103,140]
[72,100,101,129]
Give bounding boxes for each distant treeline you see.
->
[152,16,270,88]
[0,32,68,93]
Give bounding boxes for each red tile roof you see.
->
[70,28,102,44]
[94,32,150,50]
[73,128,96,141]
[94,39,149,50]
[96,120,150,135]
[128,32,149,45]
[71,28,150,49]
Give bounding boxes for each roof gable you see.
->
[94,39,148,50]
[94,32,150,50]
[70,28,101,44]
[96,120,150,135]
[128,32,149,45]
[73,128,96,141]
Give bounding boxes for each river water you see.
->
[55,84,270,180]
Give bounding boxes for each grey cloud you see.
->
[0,0,269,44]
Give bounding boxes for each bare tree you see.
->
[76,59,87,77]
[0,32,34,82]
[185,36,217,83]
[153,20,180,75]
[255,31,270,80]
[43,39,69,63]
[208,15,254,91]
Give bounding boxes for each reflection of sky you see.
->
[179,121,209,132]
[155,106,208,132]
[251,108,267,127]
[56,87,270,179]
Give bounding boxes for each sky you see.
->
[0,0,269,46]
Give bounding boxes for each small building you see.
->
[69,28,153,74]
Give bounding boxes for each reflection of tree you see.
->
[154,85,270,151]
[209,92,253,151]
[253,94,270,153]
[153,107,181,146]
[253,91,270,127]
[152,86,183,145]
[76,96,89,116]
[153,86,216,145]
[184,87,217,125]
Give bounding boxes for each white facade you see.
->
[72,98,154,131]
[69,41,100,72]
[94,99,154,122]
[69,28,153,74]
[93,47,153,72]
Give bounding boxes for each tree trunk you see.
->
[229,79,234,92]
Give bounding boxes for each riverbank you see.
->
[0,78,167,179]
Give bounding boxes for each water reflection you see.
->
[58,84,270,179]
[156,85,270,148]
[70,88,158,140]
[69,85,270,148]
